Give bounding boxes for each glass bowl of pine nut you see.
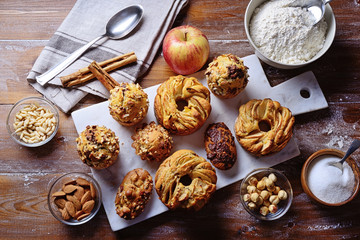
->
[6,96,59,147]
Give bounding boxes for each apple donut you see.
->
[154,75,211,135]
[234,98,295,156]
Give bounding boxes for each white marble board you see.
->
[71,54,328,231]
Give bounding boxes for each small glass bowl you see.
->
[48,172,102,225]
[240,168,293,221]
[6,96,59,147]
[301,149,360,207]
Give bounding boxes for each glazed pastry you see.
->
[154,75,211,135]
[234,98,295,156]
[205,53,249,98]
[204,122,237,170]
[115,168,153,220]
[155,149,217,211]
[76,125,119,169]
[109,82,149,126]
[131,121,173,162]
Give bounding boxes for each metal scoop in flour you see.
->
[289,0,332,25]
[36,4,144,86]
[328,139,360,173]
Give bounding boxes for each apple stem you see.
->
[184,31,188,41]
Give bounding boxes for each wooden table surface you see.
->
[1,0,360,239]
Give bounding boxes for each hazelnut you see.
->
[269,204,278,214]
[248,202,257,210]
[250,192,260,203]
[269,195,280,205]
[257,180,266,191]
[260,206,269,216]
[248,176,258,186]
[260,190,271,200]
[247,185,257,194]
[278,190,288,200]
[243,193,251,202]
[273,186,281,195]
[263,199,271,207]
[268,173,277,183]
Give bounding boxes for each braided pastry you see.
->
[205,53,249,99]
[234,98,295,156]
[109,82,149,126]
[154,75,211,135]
[155,149,217,211]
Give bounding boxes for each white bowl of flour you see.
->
[244,0,336,69]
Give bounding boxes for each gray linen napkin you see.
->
[27,0,188,113]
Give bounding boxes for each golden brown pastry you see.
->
[155,149,217,211]
[76,125,119,169]
[205,53,249,98]
[204,122,237,170]
[154,75,211,135]
[109,82,149,126]
[115,168,153,220]
[131,121,173,162]
[234,98,295,156]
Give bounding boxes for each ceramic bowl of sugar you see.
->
[244,0,336,69]
[301,149,360,207]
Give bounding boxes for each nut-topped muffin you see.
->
[109,82,149,126]
[205,53,249,99]
[131,121,173,162]
[76,125,119,169]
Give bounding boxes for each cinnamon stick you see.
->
[88,61,120,91]
[60,52,137,87]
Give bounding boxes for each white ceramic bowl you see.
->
[244,0,336,69]
[6,96,59,147]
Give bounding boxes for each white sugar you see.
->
[307,155,355,204]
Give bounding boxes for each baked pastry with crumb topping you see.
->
[115,168,153,220]
[109,82,149,126]
[131,121,173,162]
[205,53,249,99]
[76,125,119,169]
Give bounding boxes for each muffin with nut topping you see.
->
[131,121,173,162]
[76,125,119,169]
[109,82,149,126]
[205,53,249,99]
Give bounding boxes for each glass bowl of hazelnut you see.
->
[240,168,293,221]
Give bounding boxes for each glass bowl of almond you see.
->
[47,172,102,225]
[240,168,293,221]
[6,96,59,147]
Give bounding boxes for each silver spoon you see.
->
[36,4,144,86]
[328,139,360,173]
[289,0,332,25]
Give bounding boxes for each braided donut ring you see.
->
[154,75,211,135]
[234,98,295,156]
[155,149,217,211]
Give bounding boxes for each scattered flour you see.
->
[249,0,328,64]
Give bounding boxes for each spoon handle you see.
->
[340,139,360,164]
[36,35,106,86]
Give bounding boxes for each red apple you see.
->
[162,25,210,75]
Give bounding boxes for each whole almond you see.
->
[52,191,66,197]
[61,208,71,220]
[81,191,92,205]
[82,200,95,213]
[65,201,76,218]
[76,177,90,186]
[54,198,67,209]
[74,186,85,201]
[64,179,77,186]
[66,195,82,211]
[63,184,77,194]
[77,212,90,221]
[90,183,96,199]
